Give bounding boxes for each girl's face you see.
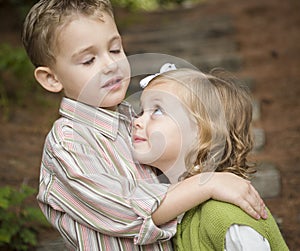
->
[132,80,198,181]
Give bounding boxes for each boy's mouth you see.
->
[102,77,122,90]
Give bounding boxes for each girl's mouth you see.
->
[133,135,146,143]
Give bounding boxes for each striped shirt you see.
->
[37,97,176,250]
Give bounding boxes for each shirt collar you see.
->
[59,97,133,140]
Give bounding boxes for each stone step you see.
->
[252,127,266,152]
[189,53,242,72]
[251,162,281,198]
[252,99,261,122]
[36,238,66,251]
[121,15,234,38]
[126,52,242,79]
[124,38,238,57]
[123,15,236,60]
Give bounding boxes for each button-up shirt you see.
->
[37,97,176,250]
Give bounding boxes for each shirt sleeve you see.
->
[37,126,177,245]
[225,224,271,251]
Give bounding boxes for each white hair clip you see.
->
[139,63,177,89]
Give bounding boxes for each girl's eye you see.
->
[83,57,95,65]
[135,109,144,118]
[153,107,163,116]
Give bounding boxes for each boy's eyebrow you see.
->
[71,35,122,59]
[110,35,122,44]
[72,46,94,59]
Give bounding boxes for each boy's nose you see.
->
[102,55,118,74]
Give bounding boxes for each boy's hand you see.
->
[207,172,268,220]
[152,172,267,226]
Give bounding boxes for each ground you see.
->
[0,0,299,250]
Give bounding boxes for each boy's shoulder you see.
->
[46,97,134,144]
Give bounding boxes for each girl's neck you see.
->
[157,160,186,184]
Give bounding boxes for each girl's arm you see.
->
[152,172,267,226]
[225,225,271,251]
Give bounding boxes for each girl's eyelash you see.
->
[134,105,163,118]
[155,104,162,110]
[152,105,164,115]
[135,110,143,118]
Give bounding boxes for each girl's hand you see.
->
[206,172,268,220]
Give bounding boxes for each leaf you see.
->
[20,228,37,246]
[0,186,12,209]
[0,228,12,243]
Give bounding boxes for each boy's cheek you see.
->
[120,59,131,78]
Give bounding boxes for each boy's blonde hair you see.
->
[151,68,255,179]
[22,0,113,67]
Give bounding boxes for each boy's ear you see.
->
[34,66,63,93]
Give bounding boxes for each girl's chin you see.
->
[132,151,159,167]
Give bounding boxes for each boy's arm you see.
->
[152,172,267,226]
[39,130,176,245]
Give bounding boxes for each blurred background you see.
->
[0,0,299,250]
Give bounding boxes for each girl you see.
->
[132,66,289,250]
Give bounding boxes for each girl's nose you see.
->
[133,116,143,129]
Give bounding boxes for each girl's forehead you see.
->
[142,80,185,106]
[141,84,186,113]
[146,79,181,94]
[142,84,178,101]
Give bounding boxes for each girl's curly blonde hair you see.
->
[152,68,256,179]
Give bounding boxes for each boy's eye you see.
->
[110,49,121,54]
[83,57,95,65]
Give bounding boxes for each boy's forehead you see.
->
[54,12,117,52]
[56,12,108,36]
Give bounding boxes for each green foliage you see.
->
[0,184,49,251]
[5,0,199,13]
[112,0,195,11]
[112,0,157,10]
[0,43,38,120]
[5,0,36,20]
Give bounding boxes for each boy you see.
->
[22,0,266,250]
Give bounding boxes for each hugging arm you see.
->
[152,172,266,226]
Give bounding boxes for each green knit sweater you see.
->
[173,200,289,251]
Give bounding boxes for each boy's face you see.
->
[51,13,130,109]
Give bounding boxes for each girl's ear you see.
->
[34,66,63,93]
